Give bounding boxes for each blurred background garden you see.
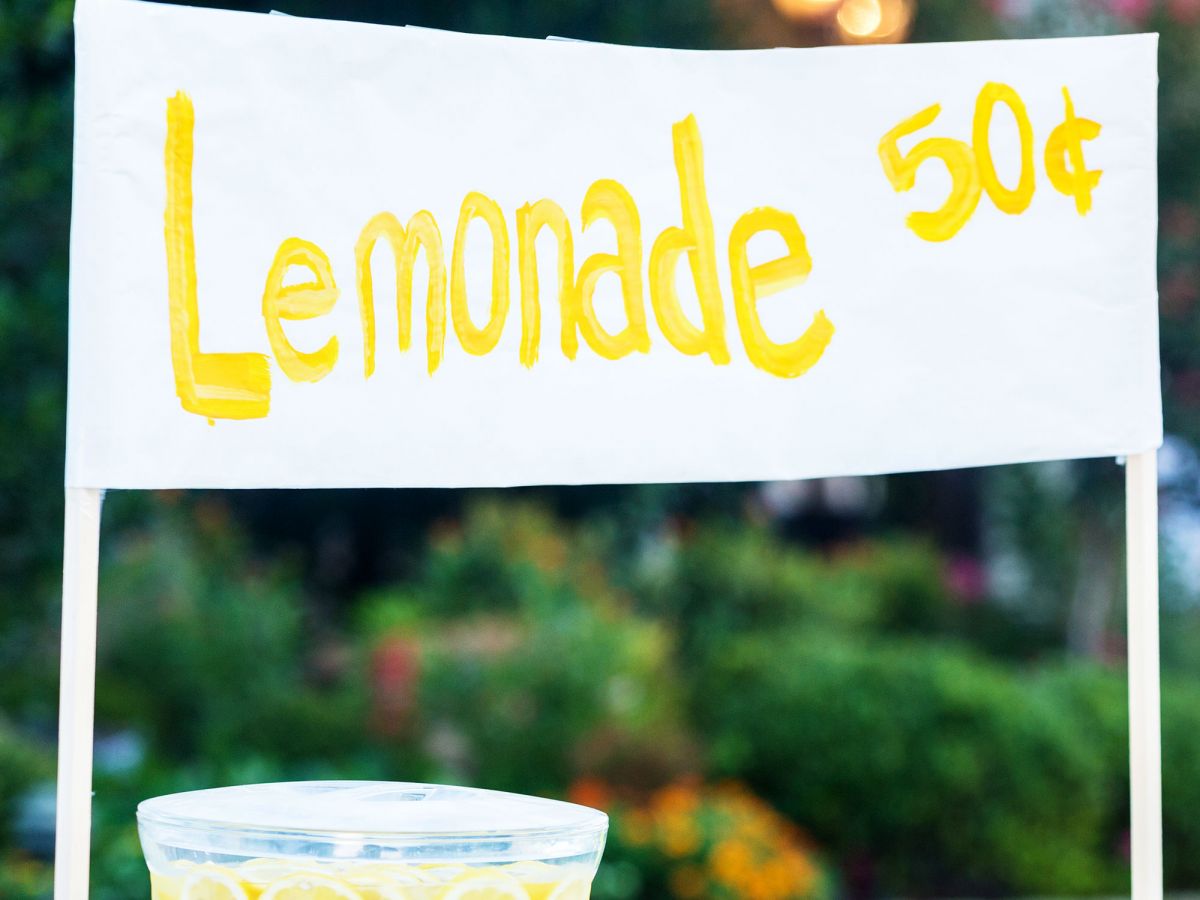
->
[4,0,1200,897]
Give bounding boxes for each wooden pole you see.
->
[1126,450,1162,900]
[53,487,104,900]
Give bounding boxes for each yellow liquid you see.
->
[150,860,591,900]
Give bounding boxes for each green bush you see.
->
[637,524,968,667]
[0,720,48,846]
[1045,664,1200,891]
[414,603,682,796]
[361,503,692,795]
[1162,678,1200,888]
[698,633,1120,896]
[96,501,368,768]
[418,504,562,618]
[0,853,52,900]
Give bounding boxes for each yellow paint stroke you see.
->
[164,91,270,419]
[451,191,510,356]
[973,82,1035,215]
[262,237,339,383]
[356,210,446,375]
[1045,86,1102,215]
[728,207,833,378]
[517,199,574,368]
[649,114,729,364]
[878,102,982,242]
[571,179,650,360]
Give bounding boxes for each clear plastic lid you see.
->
[137,781,608,870]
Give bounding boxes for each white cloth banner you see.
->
[67,0,1161,488]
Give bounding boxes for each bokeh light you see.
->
[835,0,913,43]
[835,0,907,43]
[771,0,843,22]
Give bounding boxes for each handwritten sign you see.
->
[68,2,1160,488]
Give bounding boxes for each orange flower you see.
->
[710,838,755,885]
[607,779,826,899]
[760,858,798,897]
[661,815,702,858]
[653,780,701,817]
[568,778,611,811]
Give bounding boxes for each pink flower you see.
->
[1169,0,1200,23]
[985,0,1031,20]
[945,555,987,604]
[1107,0,1156,22]
[369,635,420,736]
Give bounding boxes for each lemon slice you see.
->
[545,879,589,900]
[350,889,407,900]
[181,867,250,900]
[417,865,469,885]
[341,864,436,899]
[344,883,413,900]
[239,859,326,884]
[499,862,556,881]
[343,864,433,886]
[439,871,530,900]
[151,872,185,900]
[259,873,364,900]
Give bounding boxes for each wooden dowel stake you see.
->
[1126,450,1162,900]
[53,487,104,900]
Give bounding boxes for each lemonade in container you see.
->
[137,781,607,900]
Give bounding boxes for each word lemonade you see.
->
[165,94,830,422]
[166,82,1100,421]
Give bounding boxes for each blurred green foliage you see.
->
[0,719,49,845]
[0,0,73,660]
[98,501,371,767]
[360,504,691,795]
[4,499,1193,897]
[701,635,1117,894]
[636,522,1055,666]
[0,852,54,899]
